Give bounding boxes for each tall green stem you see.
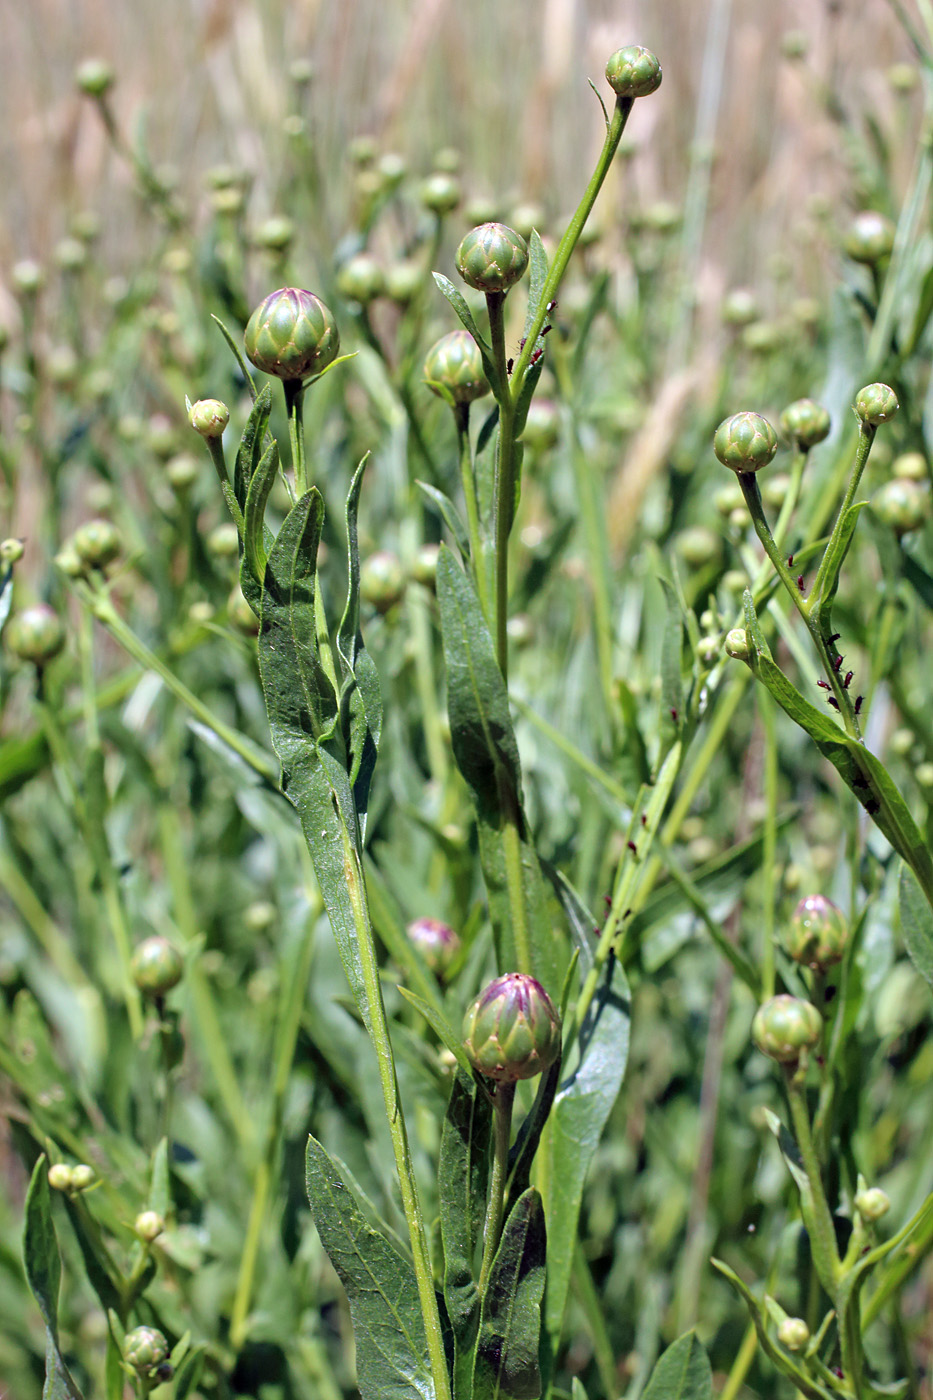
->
[478,1083,515,1296]
[284,379,308,496]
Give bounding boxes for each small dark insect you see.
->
[507,357,514,374]
[603,894,613,907]
[519,335,527,351]
[670,707,678,723]
[627,841,638,855]
[797,575,805,591]
[828,697,840,710]
[594,927,601,937]
[546,299,558,312]
[844,671,853,688]
[830,632,841,643]
[833,654,844,671]
[623,908,632,919]
[817,679,830,690]
[787,554,794,567]
[530,348,544,366]
[824,986,837,1004]
[640,813,647,826]
[541,323,552,336]
[866,799,879,815]
[855,694,863,715]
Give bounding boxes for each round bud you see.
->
[378,152,407,188]
[424,330,490,405]
[337,253,385,305]
[713,482,744,517]
[207,522,240,561]
[419,172,461,215]
[385,259,423,304]
[462,973,561,1084]
[165,453,200,493]
[456,223,529,294]
[54,238,87,272]
[131,936,183,998]
[412,543,440,589]
[713,412,778,473]
[854,383,899,426]
[871,478,930,536]
[254,216,295,253]
[892,451,927,481]
[721,288,759,327]
[523,398,560,453]
[244,288,339,381]
[724,628,752,662]
[854,1186,891,1222]
[509,202,545,241]
[360,551,406,613]
[406,917,461,978]
[6,604,65,665]
[12,260,44,296]
[48,1163,74,1192]
[76,58,115,97]
[787,894,848,972]
[605,46,663,99]
[0,538,25,563]
[189,399,230,439]
[70,1165,96,1192]
[845,211,895,265]
[123,1326,170,1375]
[228,585,260,636]
[676,525,720,567]
[73,519,121,569]
[134,1210,165,1242]
[780,398,831,450]
[695,635,721,666]
[244,899,276,932]
[752,995,822,1064]
[777,1317,810,1351]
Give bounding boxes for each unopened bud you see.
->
[752,995,822,1064]
[123,1326,169,1375]
[189,399,230,439]
[134,1210,165,1243]
[73,518,121,569]
[780,398,831,450]
[777,1317,810,1351]
[855,383,898,426]
[420,172,461,215]
[0,538,25,563]
[724,628,752,661]
[131,936,183,998]
[406,917,461,978]
[360,551,406,613]
[462,973,561,1083]
[6,604,65,665]
[854,1186,891,1222]
[244,287,339,381]
[845,211,895,265]
[872,478,930,536]
[424,330,489,405]
[714,412,778,473]
[48,1164,74,1192]
[70,1165,96,1192]
[76,58,115,98]
[605,46,663,99]
[456,223,529,294]
[787,894,848,972]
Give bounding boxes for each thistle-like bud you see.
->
[360,551,406,613]
[779,398,831,450]
[76,58,115,98]
[714,413,778,473]
[244,288,339,381]
[73,518,121,570]
[48,1164,74,1192]
[605,46,663,99]
[424,330,490,405]
[786,894,848,972]
[337,253,385,305]
[406,917,461,978]
[777,1317,810,1351]
[189,399,230,439]
[845,211,895,265]
[752,995,822,1064]
[462,973,561,1083]
[6,604,65,665]
[419,172,461,215]
[854,1186,891,1222]
[131,936,184,998]
[134,1210,165,1243]
[871,478,930,536]
[123,1326,170,1375]
[70,1165,96,1192]
[854,383,899,426]
[456,223,529,294]
[724,628,751,661]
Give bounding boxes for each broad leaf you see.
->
[305,1137,434,1400]
[474,1188,547,1400]
[641,1331,713,1400]
[439,1071,492,1363]
[23,1157,85,1400]
[899,864,933,990]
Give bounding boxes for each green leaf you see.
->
[659,576,685,742]
[899,864,933,990]
[432,273,499,392]
[398,986,475,1077]
[474,1188,547,1400]
[233,381,273,507]
[439,1071,491,1360]
[305,1136,436,1400]
[149,1138,171,1217]
[711,1261,831,1400]
[814,501,867,619]
[336,460,383,833]
[416,481,472,562]
[243,439,279,583]
[213,313,259,402]
[23,1158,85,1400]
[172,1347,205,1400]
[543,952,630,1348]
[540,863,596,974]
[522,231,550,340]
[640,1332,712,1400]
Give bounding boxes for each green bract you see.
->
[855,383,899,426]
[456,222,529,294]
[779,398,831,449]
[6,604,65,665]
[423,329,490,405]
[714,412,778,473]
[244,287,340,380]
[605,46,663,99]
[786,894,848,971]
[752,995,822,1064]
[123,1326,169,1374]
[462,972,561,1083]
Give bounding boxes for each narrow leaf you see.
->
[815,501,867,617]
[416,481,472,562]
[213,314,259,402]
[23,1158,85,1400]
[899,864,933,990]
[233,381,273,507]
[522,231,550,340]
[641,1332,713,1400]
[474,1188,547,1400]
[397,986,475,1077]
[336,459,382,830]
[243,439,279,583]
[439,1071,492,1349]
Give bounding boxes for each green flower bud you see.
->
[456,223,529,294]
[713,412,778,473]
[888,62,918,94]
[360,551,406,613]
[522,398,560,453]
[134,1210,165,1242]
[254,215,295,252]
[420,172,461,215]
[787,894,848,971]
[123,1326,170,1374]
[854,1186,891,1222]
[855,383,898,426]
[892,451,927,481]
[6,604,65,665]
[676,525,720,567]
[12,260,44,296]
[244,899,276,931]
[872,478,930,536]
[462,973,561,1084]
[73,518,121,569]
[54,237,87,272]
[509,202,546,241]
[70,1164,96,1192]
[337,253,385,304]
[244,288,339,381]
[48,1163,74,1192]
[432,146,460,174]
[406,917,461,978]
[713,482,744,516]
[721,288,759,327]
[385,259,423,304]
[779,398,831,450]
[76,58,115,98]
[424,330,490,405]
[724,627,751,661]
[845,211,895,265]
[752,994,822,1064]
[131,936,183,998]
[695,635,721,666]
[228,584,260,636]
[605,46,663,99]
[189,398,230,439]
[378,152,407,187]
[0,537,25,563]
[207,521,240,560]
[412,542,440,589]
[777,1317,810,1351]
[165,453,200,493]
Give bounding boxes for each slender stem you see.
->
[284,378,307,496]
[718,1321,758,1400]
[456,403,491,623]
[760,693,778,1000]
[784,1067,840,1295]
[804,422,875,611]
[478,1083,515,1296]
[487,292,517,677]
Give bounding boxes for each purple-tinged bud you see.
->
[780,398,831,450]
[605,46,663,99]
[424,330,490,405]
[713,413,778,473]
[189,399,229,439]
[871,478,930,536]
[456,223,529,294]
[855,383,898,426]
[73,518,121,569]
[6,604,65,665]
[131,936,183,998]
[406,917,461,978]
[123,1326,169,1375]
[777,1317,810,1351]
[462,973,561,1083]
[845,211,895,265]
[244,288,339,381]
[787,894,848,972]
[752,995,822,1064]
[854,1186,890,1222]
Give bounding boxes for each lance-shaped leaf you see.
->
[416,481,472,562]
[337,460,383,835]
[543,950,630,1349]
[812,501,867,621]
[659,576,685,744]
[521,231,550,341]
[474,1188,547,1400]
[305,1137,435,1400]
[433,273,500,395]
[233,380,273,507]
[439,1071,492,1361]
[641,1331,713,1400]
[243,439,279,583]
[436,546,555,991]
[23,1157,85,1400]
[899,864,933,992]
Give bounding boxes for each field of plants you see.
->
[4,2,933,1398]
